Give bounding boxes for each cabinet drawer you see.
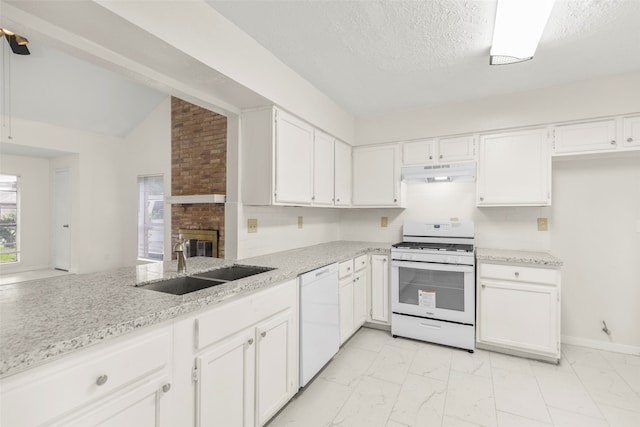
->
[195,279,297,350]
[339,259,354,279]
[480,263,558,285]
[354,255,368,272]
[1,329,171,427]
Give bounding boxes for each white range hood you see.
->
[165,194,226,204]
[401,161,476,183]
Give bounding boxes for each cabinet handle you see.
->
[248,338,254,345]
[479,197,484,201]
[439,154,443,159]
[481,284,486,289]
[515,272,520,278]
[628,137,634,143]
[337,198,340,202]
[610,140,617,145]
[312,196,315,200]
[429,155,433,160]
[96,375,108,386]
[261,331,267,338]
[162,383,171,393]
[394,198,397,202]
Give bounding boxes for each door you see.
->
[334,140,352,206]
[438,135,475,163]
[623,115,640,147]
[196,330,255,427]
[478,279,558,356]
[339,278,354,344]
[477,128,550,206]
[370,255,389,323]
[353,269,367,328]
[275,110,314,205]
[391,260,475,324]
[402,139,435,165]
[255,309,296,426]
[313,130,335,205]
[553,119,617,154]
[54,169,71,271]
[352,144,400,206]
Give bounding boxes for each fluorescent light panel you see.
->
[490,0,555,65]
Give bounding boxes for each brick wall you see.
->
[171,97,226,258]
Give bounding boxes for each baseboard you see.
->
[562,335,640,356]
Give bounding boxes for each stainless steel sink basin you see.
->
[139,276,226,296]
[192,265,275,281]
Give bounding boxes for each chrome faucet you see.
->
[173,240,187,273]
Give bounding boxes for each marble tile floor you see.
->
[269,327,640,427]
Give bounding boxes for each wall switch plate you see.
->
[248,218,258,233]
[381,216,388,228]
[537,217,548,231]
[298,216,303,229]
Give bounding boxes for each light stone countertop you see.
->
[475,248,563,267]
[0,241,391,379]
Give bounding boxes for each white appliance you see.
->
[299,263,340,387]
[401,161,476,183]
[391,221,476,352]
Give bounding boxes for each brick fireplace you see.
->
[171,97,226,258]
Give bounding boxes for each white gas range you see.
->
[391,220,475,352]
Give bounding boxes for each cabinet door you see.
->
[339,277,354,345]
[370,255,390,324]
[403,139,435,165]
[353,269,367,329]
[313,130,335,205]
[553,119,617,154]
[196,330,255,427]
[478,279,558,356]
[59,376,171,427]
[334,140,352,206]
[477,129,551,206]
[623,115,640,147]
[255,308,297,426]
[353,144,401,206]
[275,110,314,205]
[438,135,475,163]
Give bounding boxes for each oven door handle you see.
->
[391,260,474,273]
[419,322,442,330]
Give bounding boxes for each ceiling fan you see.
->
[0,28,30,55]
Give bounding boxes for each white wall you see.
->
[0,154,52,272]
[121,97,172,265]
[237,205,341,259]
[1,118,126,274]
[551,154,640,351]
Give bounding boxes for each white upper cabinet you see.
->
[353,144,403,207]
[477,128,551,207]
[438,135,476,163]
[312,129,335,206]
[553,119,617,155]
[402,139,435,165]
[274,110,314,205]
[623,115,640,148]
[334,140,352,206]
[402,135,475,166]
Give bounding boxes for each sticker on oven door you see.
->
[418,290,436,308]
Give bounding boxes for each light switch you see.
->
[248,218,258,233]
[298,216,303,229]
[381,216,388,228]
[537,217,548,231]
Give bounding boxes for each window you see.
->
[0,174,19,263]
[138,175,164,260]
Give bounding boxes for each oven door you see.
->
[391,260,475,325]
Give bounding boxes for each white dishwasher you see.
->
[299,263,340,387]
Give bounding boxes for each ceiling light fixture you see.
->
[490,0,555,65]
[0,28,30,55]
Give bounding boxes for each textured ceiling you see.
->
[208,0,640,116]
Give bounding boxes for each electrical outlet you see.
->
[248,218,258,233]
[450,217,460,222]
[381,216,388,228]
[537,217,548,231]
[298,216,303,229]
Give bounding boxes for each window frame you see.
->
[0,174,20,264]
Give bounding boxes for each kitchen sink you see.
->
[192,265,275,281]
[138,265,275,296]
[139,276,226,296]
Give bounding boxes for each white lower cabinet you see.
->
[338,255,368,344]
[477,262,561,363]
[369,254,390,325]
[0,325,173,427]
[187,279,298,427]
